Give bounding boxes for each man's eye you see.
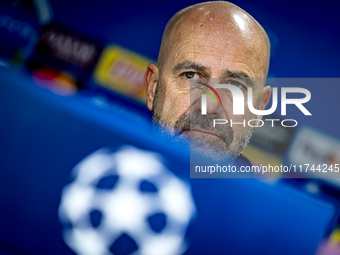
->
[229,80,245,89]
[183,72,199,79]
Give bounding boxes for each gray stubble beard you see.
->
[151,81,254,162]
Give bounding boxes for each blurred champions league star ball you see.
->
[58,146,196,255]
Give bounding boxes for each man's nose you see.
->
[194,93,224,118]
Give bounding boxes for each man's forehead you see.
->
[171,26,263,61]
[161,4,269,78]
[171,5,264,42]
[167,30,266,79]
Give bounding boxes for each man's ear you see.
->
[254,86,272,127]
[145,63,159,111]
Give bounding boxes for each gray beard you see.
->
[152,82,254,162]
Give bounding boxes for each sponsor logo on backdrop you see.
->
[94,45,152,103]
[0,0,53,67]
[32,66,77,95]
[27,23,103,86]
[38,27,99,69]
[288,126,340,181]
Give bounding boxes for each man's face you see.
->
[146,10,270,160]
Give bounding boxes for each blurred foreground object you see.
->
[59,146,196,255]
[0,69,338,255]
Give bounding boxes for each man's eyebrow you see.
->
[173,60,211,74]
[220,69,254,87]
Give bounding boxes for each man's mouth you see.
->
[179,128,224,142]
[189,129,220,138]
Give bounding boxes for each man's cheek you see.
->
[159,88,180,124]
[229,111,253,137]
[167,89,190,125]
